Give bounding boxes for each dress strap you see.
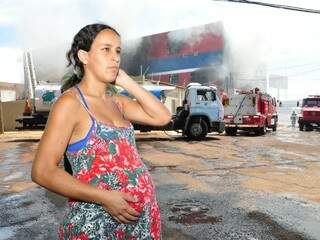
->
[74,85,95,122]
[75,85,89,108]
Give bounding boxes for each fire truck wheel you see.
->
[257,122,267,135]
[187,119,208,140]
[305,124,313,131]
[225,127,237,136]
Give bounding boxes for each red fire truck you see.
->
[223,88,278,135]
[298,95,320,131]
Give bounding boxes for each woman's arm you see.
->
[31,93,139,223]
[113,69,172,126]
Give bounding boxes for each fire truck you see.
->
[298,95,320,131]
[223,88,278,135]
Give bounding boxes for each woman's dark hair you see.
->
[61,23,120,93]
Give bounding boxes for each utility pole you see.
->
[0,101,4,134]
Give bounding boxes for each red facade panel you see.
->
[148,33,169,59]
[146,22,223,60]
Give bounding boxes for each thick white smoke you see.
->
[2,0,319,98]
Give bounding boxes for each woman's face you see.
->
[83,29,121,83]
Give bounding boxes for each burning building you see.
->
[121,22,231,89]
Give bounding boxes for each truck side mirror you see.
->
[252,96,256,106]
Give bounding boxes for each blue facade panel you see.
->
[146,50,223,74]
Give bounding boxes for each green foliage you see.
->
[106,84,119,95]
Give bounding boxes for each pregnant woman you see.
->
[31,23,171,239]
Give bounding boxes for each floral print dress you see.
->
[59,86,161,240]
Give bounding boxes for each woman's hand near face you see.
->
[112,69,171,127]
[101,190,140,223]
[114,69,131,88]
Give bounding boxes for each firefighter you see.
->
[290,110,297,128]
[220,89,229,106]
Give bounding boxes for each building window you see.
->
[168,40,181,55]
[170,74,179,85]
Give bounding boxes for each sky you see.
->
[0,0,320,100]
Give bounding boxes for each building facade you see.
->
[121,22,230,89]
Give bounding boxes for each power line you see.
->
[212,0,320,14]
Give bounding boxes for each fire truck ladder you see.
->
[233,94,247,121]
[23,51,38,113]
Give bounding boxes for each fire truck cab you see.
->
[224,88,278,135]
[298,95,320,131]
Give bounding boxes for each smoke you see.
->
[167,22,222,46]
[3,0,320,98]
[224,25,271,91]
[167,22,227,88]
[31,44,69,83]
[216,1,320,97]
[121,21,227,85]
[120,38,145,76]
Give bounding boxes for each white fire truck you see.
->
[223,88,278,135]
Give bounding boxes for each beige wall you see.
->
[1,100,25,131]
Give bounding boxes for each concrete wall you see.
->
[1,100,25,131]
[164,88,185,114]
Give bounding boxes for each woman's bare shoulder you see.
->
[50,89,81,119]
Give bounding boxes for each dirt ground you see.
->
[0,126,319,240]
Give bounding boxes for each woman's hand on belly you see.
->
[101,190,141,223]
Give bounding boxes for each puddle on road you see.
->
[248,211,311,240]
[275,128,320,146]
[0,142,36,165]
[168,199,222,225]
[0,139,38,196]
[0,226,15,240]
[7,182,37,193]
[3,172,25,182]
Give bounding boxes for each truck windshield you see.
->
[302,99,320,107]
[197,90,216,101]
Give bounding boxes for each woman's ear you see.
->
[77,49,89,65]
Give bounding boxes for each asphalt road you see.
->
[0,125,319,240]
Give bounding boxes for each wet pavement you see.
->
[0,126,319,240]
